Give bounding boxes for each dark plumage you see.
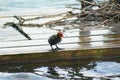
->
[48,32,63,50]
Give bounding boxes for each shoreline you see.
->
[0,8,71,18]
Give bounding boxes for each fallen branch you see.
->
[94,13,120,28]
[80,0,99,6]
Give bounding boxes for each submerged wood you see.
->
[6,22,32,40]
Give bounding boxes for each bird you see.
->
[48,32,63,51]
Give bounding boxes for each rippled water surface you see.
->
[0,58,120,80]
[0,0,78,12]
[0,0,108,12]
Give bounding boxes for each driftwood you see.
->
[4,11,79,28]
[4,0,120,32]
[6,22,32,40]
[79,0,120,28]
[80,0,99,7]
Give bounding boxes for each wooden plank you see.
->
[0,37,120,48]
[0,27,119,62]
[0,44,119,63]
[0,29,118,36]
[0,40,120,54]
[0,32,120,42]
[0,29,120,42]
[26,29,120,36]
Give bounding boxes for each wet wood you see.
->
[0,35,120,48]
[0,47,119,63]
[0,28,120,62]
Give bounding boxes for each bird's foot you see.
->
[55,48,64,50]
[50,48,64,52]
[50,49,56,51]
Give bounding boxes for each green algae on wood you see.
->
[0,47,120,63]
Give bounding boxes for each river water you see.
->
[0,0,108,16]
[0,0,120,80]
[0,58,120,80]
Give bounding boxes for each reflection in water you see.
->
[0,72,51,80]
[35,61,120,80]
[90,42,104,46]
[0,58,120,80]
[79,30,91,47]
[78,29,119,47]
[80,62,120,79]
[79,30,105,47]
[90,35,104,46]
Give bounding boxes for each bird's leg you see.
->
[50,45,54,51]
[56,44,59,49]
[55,44,63,50]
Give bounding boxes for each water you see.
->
[0,0,77,12]
[0,0,108,14]
[0,58,120,80]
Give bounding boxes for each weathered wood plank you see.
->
[0,46,119,63]
[0,40,120,55]
[0,29,120,42]
[0,35,120,48]
[0,27,119,62]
